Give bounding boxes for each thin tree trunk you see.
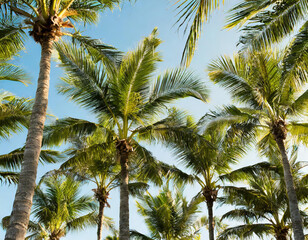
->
[5,39,53,240]
[119,152,130,240]
[206,200,215,240]
[276,138,304,240]
[97,201,105,240]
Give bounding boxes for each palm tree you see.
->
[3,175,106,240]
[43,29,208,240]
[0,1,123,238]
[206,50,308,240]
[130,183,206,240]
[218,148,308,240]
[167,126,244,240]
[56,132,150,240]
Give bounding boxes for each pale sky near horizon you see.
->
[1,0,307,239]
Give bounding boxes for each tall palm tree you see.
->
[43,29,208,240]
[168,127,244,240]
[218,149,308,240]
[57,132,150,240]
[206,50,308,240]
[130,184,206,240]
[3,175,105,240]
[0,1,123,238]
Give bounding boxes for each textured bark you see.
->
[206,200,215,240]
[276,138,304,240]
[5,39,53,240]
[97,201,105,240]
[119,151,130,240]
[203,187,218,240]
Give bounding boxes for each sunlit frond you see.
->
[175,0,221,66]
[43,118,98,146]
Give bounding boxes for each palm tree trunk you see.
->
[276,138,304,240]
[5,39,53,240]
[119,151,130,240]
[206,200,215,240]
[97,201,105,240]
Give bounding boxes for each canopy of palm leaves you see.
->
[0,92,32,184]
[42,28,207,239]
[59,130,157,199]
[166,123,246,240]
[169,124,245,188]
[25,175,102,240]
[131,184,206,240]
[218,149,308,240]
[43,28,208,174]
[206,49,308,150]
[227,0,308,90]
[206,49,308,239]
[0,0,123,43]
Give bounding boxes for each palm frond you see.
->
[288,122,308,146]
[127,182,149,197]
[0,62,29,85]
[0,94,32,140]
[116,28,161,117]
[55,41,118,118]
[225,0,275,29]
[0,148,61,170]
[66,211,98,231]
[138,68,208,118]
[238,0,308,50]
[282,20,308,86]
[0,171,19,184]
[43,118,98,146]
[175,0,220,66]
[217,223,273,240]
[71,34,122,64]
[130,230,153,240]
[0,20,26,58]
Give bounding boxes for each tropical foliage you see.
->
[1,1,308,240]
[0,147,61,185]
[0,0,123,238]
[131,183,206,240]
[207,49,308,239]
[218,147,308,240]
[2,175,110,240]
[167,123,245,240]
[42,28,208,240]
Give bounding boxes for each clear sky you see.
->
[2,0,305,239]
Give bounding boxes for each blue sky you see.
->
[2,0,302,239]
